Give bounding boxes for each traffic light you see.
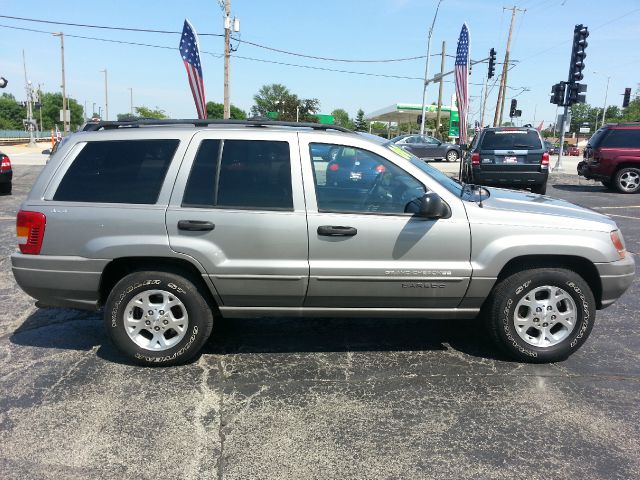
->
[509,99,517,118]
[567,83,587,105]
[569,24,589,83]
[623,87,632,108]
[417,114,423,126]
[0,77,7,88]
[488,48,496,79]
[550,82,566,105]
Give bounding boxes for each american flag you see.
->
[179,19,207,119]
[454,24,470,144]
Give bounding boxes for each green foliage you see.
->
[134,106,167,119]
[354,109,368,131]
[331,108,354,129]
[0,93,25,129]
[206,102,247,119]
[39,92,83,130]
[251,84,319,121]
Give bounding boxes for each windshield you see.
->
[384,143,463,196]
[480,130,542,150]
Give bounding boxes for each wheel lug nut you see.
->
[163,319,168,325]
[145,320,151,325]
[543,322,549,327]
[536,307,542,312]
[154,326,160,331]
[547,306,552,311]
[551,315,556,320]
[148,310,154,315]
[534,318,539,322]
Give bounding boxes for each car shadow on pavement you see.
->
[551,184,608,193]
[9,307,513,365]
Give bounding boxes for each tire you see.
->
[531,182,547,195]
[613,167,640,194]
[445,150,459,162]
[104,271,214,366]
[484,267,595,363]
[0,183,11,195]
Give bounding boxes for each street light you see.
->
[419,0,444,135]
[100,69,109,121]
[52,32,68,134]
[592,71,610,131]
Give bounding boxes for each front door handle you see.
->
[317,225,357,237]
[178,220,215,231]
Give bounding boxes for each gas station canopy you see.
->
[365,103,457,124]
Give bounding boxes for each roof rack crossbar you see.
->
[81,118,352,133]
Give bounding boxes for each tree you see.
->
[206,102,247,119]
[331,108,354,129]
[134,106,167,119]
[39,92,83,130]
[354,109,368,131]
[251,83,320,121]
[0,93,25,129]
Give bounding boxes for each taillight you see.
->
[328,163,339,171]
[16,211,46,255]
[610,230,626,259]
[471,153,480,166]
[0,155,10,172]
[541,152,549,169]
[375,164,386,173]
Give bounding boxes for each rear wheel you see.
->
[614,167,640,194]
[445,150,459,162]
[104,271,214,366]
[531,182,547,195]
[484,267,595,363]
[0,183,11,195]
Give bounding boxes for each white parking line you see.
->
[596,206,640,209]
[606,213,640,220]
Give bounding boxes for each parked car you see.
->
[578,123,640,193]
[389,134,461,162]
[462,126,549,194]
[12,119,634,366]
[0,151,12,195]
[567,145,580,156]
[544,141,553,153]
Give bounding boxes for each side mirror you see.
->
[41,149,51,155]
[409,192,449,219]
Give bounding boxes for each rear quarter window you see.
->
[600,129,640,148]
[480,130,542,150]
[53,139,179,204]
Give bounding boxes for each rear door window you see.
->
[53,139,179,204]
[480,130,542,150]
[600,129,640,148]
[183,139,293,210]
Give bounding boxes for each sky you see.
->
[1,0,639,128]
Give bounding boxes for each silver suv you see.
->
[11,120,635,366]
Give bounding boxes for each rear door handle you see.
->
[317,225,357,237]
[178,220,215,231]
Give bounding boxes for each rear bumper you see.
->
[472,169,548,186]
[595,254,636,308]
[11,254,108,310]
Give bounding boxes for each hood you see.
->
[465,187,617,232]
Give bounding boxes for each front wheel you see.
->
[484,267,595,363]
[614,167,640,194]
[104,271,214,366]
[445,150,459,162]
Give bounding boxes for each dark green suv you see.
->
[463,127,549,194]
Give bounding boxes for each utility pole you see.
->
[601,75,610,125]
[52,32,68,134]
[22,50,36,146]
[223,0,231,119]
[419,0,444,135]
[435,40,446,136]
[129,87,133,114]
[38,83,44,131]
[100,69,109,121]
[493,6,525,127]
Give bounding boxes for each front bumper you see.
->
[11,254,108,310]
[595,254,636,308]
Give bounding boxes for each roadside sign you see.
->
[59,109,70,122]
[579,127,590,134]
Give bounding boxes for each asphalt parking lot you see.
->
[1,165,639,480]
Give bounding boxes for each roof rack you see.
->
[81,118,353,133]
